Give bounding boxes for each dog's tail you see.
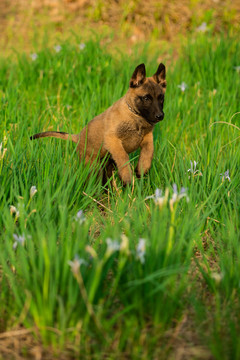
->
[30,131,79,143]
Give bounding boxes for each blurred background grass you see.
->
[1,0,239,56]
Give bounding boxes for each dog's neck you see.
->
[125,99,154,128]
[125,100,142,117]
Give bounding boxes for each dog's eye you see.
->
[142,95,151,101]
[158,94,164,103]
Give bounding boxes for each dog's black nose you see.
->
[155,112,164,120]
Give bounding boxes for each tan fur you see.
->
[31,63,166,185]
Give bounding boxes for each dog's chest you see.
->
[117,122,147,153]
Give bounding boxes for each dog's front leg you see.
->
[104,135,132,185]
[136,132,154,177]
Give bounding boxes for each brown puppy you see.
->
[31,63,166,185]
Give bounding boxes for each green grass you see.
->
[0,34,240,359]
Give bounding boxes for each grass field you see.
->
[0,34,240,359]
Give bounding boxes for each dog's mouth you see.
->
[147,116,164,125]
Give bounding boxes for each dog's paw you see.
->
[135,166,148,178]
[120,167,132,185]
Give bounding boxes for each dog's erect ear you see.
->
[130,63,146,88]
[153,63,166,88]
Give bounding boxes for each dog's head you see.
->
[128,63,166,125]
